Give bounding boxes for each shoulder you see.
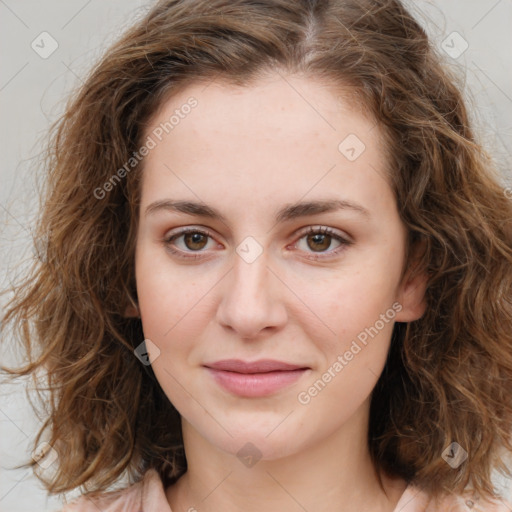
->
[60,469,172,512]
[395,483,512,512]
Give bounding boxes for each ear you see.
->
[123,297,140,318]
[394,239,429,323]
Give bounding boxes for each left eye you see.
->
[295,226,350,256]
[163,226,352,259]
[296,227,353,260]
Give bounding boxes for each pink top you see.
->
[61,468,512,512]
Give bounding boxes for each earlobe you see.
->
[394,240,429,323]
[395,272,428,322]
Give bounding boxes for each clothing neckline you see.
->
[142,468,424,512]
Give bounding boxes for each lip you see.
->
[204,359,310,397]
[204,359,308,373]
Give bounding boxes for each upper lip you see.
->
[204,359,309,374]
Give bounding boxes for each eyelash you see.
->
[163,226,353,261]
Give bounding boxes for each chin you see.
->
[206,428,303,464]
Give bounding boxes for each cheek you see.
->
[135,256,206,405]
[313,268,398,343]
[300,287,396,417]
[299,266,402,390]
[135,254,218,392]
[135,246,205,337]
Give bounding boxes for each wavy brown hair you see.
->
[2,0,512,504]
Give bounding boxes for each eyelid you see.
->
[295,225,353,244]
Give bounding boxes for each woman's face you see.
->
[134,73,426,460]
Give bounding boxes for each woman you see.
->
[2,0,512,510]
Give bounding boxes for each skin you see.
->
[134,72,427,512]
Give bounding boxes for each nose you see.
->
[215,248,288,340]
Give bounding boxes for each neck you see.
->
[165,400,407,512]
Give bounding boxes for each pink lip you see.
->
[204,359,310,397]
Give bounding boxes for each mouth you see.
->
[203,359,310,397]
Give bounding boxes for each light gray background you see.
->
[0,1,511,511]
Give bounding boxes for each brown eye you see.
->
[183,232,208,251]
[306,232,332,252]
[294,226,353,260]
[163,227,216,258]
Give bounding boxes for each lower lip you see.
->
[205,368,309,397]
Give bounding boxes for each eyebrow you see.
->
[145,198,371,222]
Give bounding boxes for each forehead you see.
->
[146,73,376,136]
[138,73,393,220]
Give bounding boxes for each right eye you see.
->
[163,227,220,259]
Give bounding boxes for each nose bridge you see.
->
[232,248,268,299]
[216,242,286,337]
[229,233,272,301]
